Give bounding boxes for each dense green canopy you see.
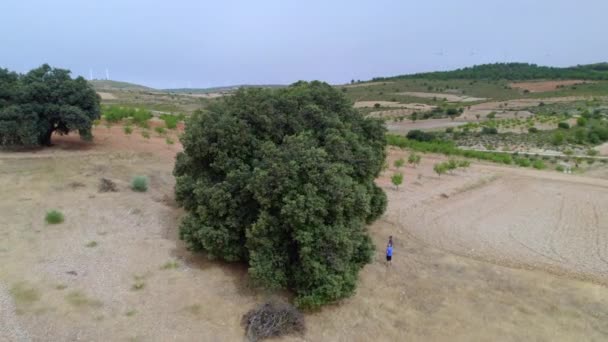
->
[0,64,100,146]
[174,81,387,308]
[374,62,608,81]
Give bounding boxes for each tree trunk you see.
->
[39,128,54,146]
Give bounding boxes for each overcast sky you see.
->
[1,0,607,89]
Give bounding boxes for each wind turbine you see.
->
[105,68,110,81]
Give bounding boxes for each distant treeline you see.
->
[373,63,608,81]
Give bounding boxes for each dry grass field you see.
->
[1,128,608,341]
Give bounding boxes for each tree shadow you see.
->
[160,203,259,298]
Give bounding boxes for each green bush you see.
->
[131,176,148,192]
[123,125,133,135]
[577,117,587,126]
[132,109,152,126]
[154,126,166,136]
[393,158,405,168]
[514,157,531,167]
[174,82,386,309]
[532,160,546,170]
[528,127,539,133]
[558,122,570,129]
[481,127,498,135]
[406,129,435,142]
[45,210,64,224]
[552,132,565,145]
[457,160,471,168]
[433,163,448,177]
[555,165,565,172]
[407,153,421,167]
[160,114,179,129]
[446,159,458,171]
[391,173,403,189]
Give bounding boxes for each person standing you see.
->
[386,241,393,266]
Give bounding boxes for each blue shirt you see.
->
[386,245,393,257]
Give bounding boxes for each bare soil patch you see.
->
[510,80,593,93]
[96,92,117,100]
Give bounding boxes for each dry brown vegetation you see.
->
[510,80,593,93]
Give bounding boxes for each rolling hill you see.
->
[373,62,608,81]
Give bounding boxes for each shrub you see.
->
[457,160,471,168]
[445,127,454,133]
[558,122,570,129]
[406,129,434,142]
[487,112,496,119]
[555,165,565,172]
[123,125,133,135]
[160,114,179,129]
[446,159,458,171]
[532,160,546,170]
[481,127,498,135]
[587,149,599,156]
[552,132,565,145]
[577,117,587,126]
[514,157,531,167]
[391,173,403,189]
[132,109,152,126]
[374,103,381,108]
[433,163,447,177]
[407,153,421,167]
[241,300,305,342]
[528,127,538,133]
[154,126,166,136]
[45,210,64,224]
[175,82,386,308]
[131,176,148,192]
[141,130,150,139]
[165,137,175,145]
[394,158,404,168]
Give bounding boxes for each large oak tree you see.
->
[0,64,100,146]
[174,81,387,308]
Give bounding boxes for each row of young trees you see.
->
[0,65,100,146]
